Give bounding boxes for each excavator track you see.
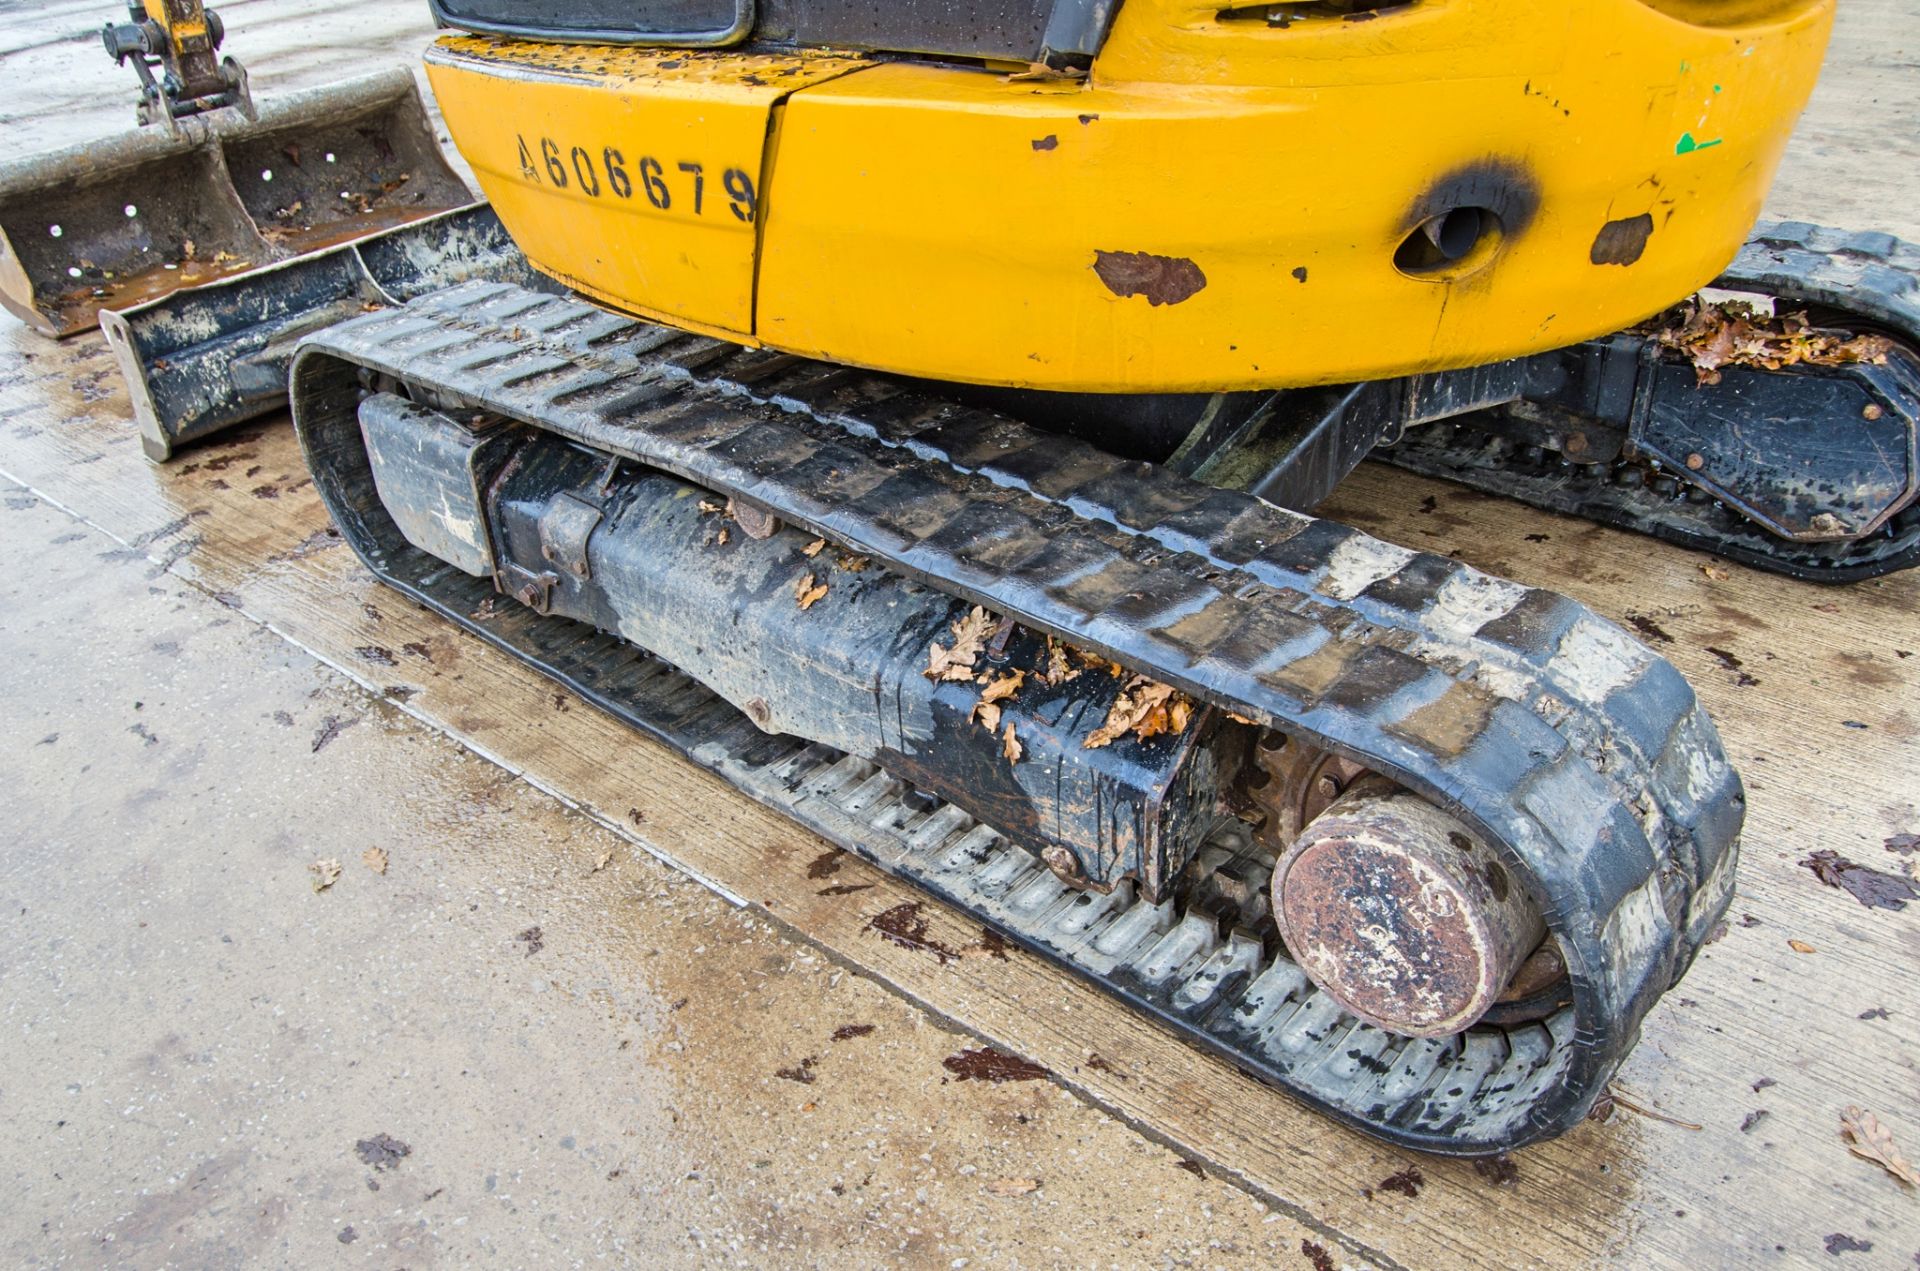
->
[1381,222,1920,583]
[290,280,1742,1155]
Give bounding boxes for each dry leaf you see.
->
[1006,59,1085,81]
[971,701,1002,733]
[980,670,1025,705]
[1798,849,1917,911]
[1037,637,1080,686]
[795,572,828,610]
[985,1177,1040,1196]
[1640,297,1894,387]
[1841,1106,1920,1189]
[1084,675,1195,749]
[1788,939,1817,954]
[926,606,996,682]
[1002,721,1023,763]
[698,498,724,515]
[716,527,729,546]
[1226,711,1257,725]
[361,847,388,875]
[310,858,342,892]
[836,554,870,572]
[591,847,614,874]
[802,538,826,557]
[1699,563,1730,582]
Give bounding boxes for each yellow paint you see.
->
[145,0,211,46]
[424,38,871,340]
[426,0,1834,390]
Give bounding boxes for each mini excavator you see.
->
[38,0,1920,1154]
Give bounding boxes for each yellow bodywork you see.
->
[424,0,1835,392]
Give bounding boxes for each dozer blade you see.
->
[1376,223,1920,582]
[289,281,1741,1155]
[100,203,546,461]
[0,68,470,338]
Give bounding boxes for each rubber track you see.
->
[291,282,1743,1153]
[1382,221,1920,583]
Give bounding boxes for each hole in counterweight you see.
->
[1394,206,1501,276]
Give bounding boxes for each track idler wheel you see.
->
[1270,777,1548,1038]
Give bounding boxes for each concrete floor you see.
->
[0,488,1318,1266]
[3,4,1920,1270]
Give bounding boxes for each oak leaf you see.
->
[980,670,1024,705]
[1083,675,1195,749]
[926,606,995,682]
[1842,1106,1919,1189]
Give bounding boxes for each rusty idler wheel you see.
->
[1254,740,1552,1038]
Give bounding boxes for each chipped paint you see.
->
[1590,213,1654,266]
[1091,250,1208,306]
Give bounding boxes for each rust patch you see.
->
[805,849,844,880]
[830,1023,875,1041]
[866,901,961,963]
[942,1046,1048,1083]
[1092,250,1207,307]
[1590,213,1654,266]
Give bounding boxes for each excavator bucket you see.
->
[101,202,546,460]
[0,68,469,338]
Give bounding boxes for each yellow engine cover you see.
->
[425,0,1834,391]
